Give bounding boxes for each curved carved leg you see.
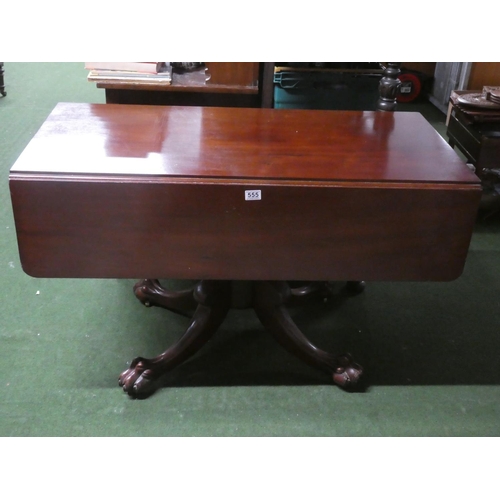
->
[134,279,197,317]
[253,281,362,389]
[289,281,365,305]
[288,281,333,305]
[120,280,231,398]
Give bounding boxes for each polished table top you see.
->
[10,103,481,282]
[11,102,478,184]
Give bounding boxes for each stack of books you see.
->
[86,62,172,85]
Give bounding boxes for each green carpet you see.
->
[1,63,499,437]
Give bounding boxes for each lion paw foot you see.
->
[119,358,159,399]
[332,353,363,389]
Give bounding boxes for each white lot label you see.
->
[245,190,262,201]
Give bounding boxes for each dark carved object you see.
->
[133,279,197,317]
[119,280,231,398]
[253,281,362,389]
[377,63,401,111]
[119,279,363,398]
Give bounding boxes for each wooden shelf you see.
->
[95,64,259,95]
[92,63,273,108]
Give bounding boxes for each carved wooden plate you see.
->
[457,93,500,109]
[484,86,500,98]
[486,92,500,104]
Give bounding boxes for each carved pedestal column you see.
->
[377,63,401,111]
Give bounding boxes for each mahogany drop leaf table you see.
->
[10,103,481,398]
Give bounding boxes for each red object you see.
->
[397,73,422,103]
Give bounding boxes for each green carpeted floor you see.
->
[1,63,499,437]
